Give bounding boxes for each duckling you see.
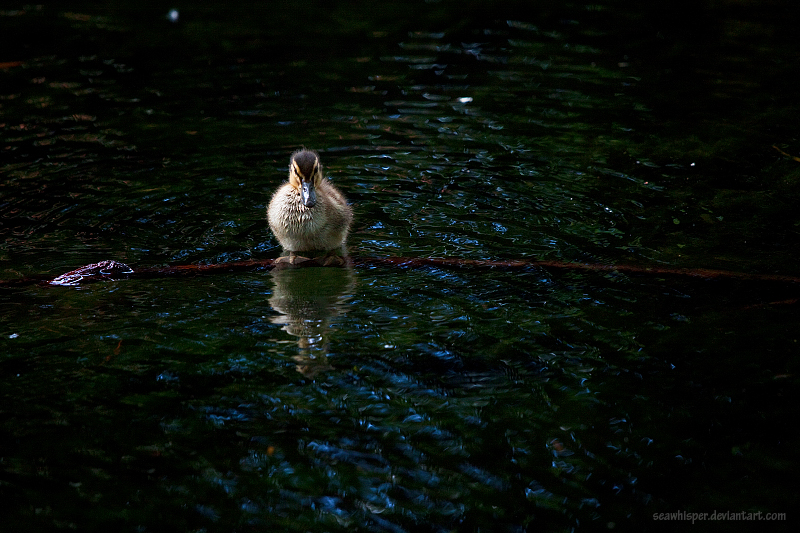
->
[267,149,353,265]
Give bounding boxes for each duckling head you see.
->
[290,149,322,208]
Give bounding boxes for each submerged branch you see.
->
[772,144,800,163]
[3,256,800,288]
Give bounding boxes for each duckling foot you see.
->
[318,254,346,267]
[274,252,345,268]
[274,253,313,266]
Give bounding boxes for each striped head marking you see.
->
[290,150,321,207]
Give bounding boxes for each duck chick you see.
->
[267,149,353,265]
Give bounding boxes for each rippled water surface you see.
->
[2,1,799,531]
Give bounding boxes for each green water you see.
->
[2,1,799,531]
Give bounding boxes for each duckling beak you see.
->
[301,181,317,208]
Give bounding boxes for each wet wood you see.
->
[772,144,800,163]
[3,256,800,287]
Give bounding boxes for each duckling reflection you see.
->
[268,265,356,378]
[267,149,353,266]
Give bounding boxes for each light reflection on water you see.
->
[2,2,800,531]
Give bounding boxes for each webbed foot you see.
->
[274,253,312,266]
[319,254,346,267]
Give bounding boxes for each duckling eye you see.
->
[291,161,304,180]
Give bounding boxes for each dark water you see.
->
[2,1,799,531]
